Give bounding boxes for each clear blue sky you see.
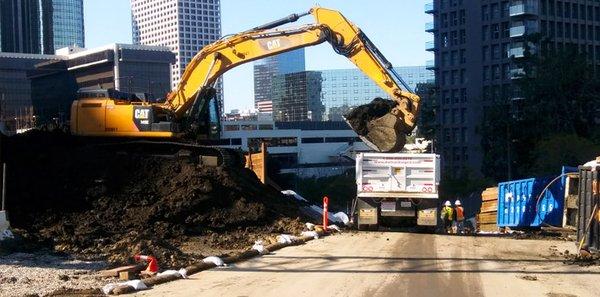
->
[84,0,431,112]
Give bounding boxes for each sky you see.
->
[84,0,431,112]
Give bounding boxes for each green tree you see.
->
[481,49,600,180]
[530,134,600,176]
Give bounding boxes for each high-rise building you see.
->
[253,48,305,108]
[0,0,84,54]
[0,0,43,53]
[272,71,323,122]
[426,0,600,177]
[49,0,85,51]
[320,66,434,121]
[131,0,223,111]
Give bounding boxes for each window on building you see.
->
[460,88,467,102]
[491,3,500,19]
[482,46,489,61]
[442,13,449,28]
[460,109,466,123]
[459,10,466,25]
[482,5,489,21]
[482,25,489,41]
[460,49,466,64]
[451,51,458,65]
[459,30,466,44]
[565,2,571,18]
[224,124,239,131]
[301,137,324,143]
[451,11,458,26]
[556,22,566,39]
[557,1,563,17]
[492,44,500,60]
[492,24,500,39]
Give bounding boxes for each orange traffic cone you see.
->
[134,254,158,274]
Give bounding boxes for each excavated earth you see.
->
[344,97,396,136]
[1,130,305,268]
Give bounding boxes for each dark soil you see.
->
[344,98,396,136]
[1,130,305,268]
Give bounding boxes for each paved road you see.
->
[135,232,600,297]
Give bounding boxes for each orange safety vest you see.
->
[455,206,464,221]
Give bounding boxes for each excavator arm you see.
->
[70,7,419,153]
[164,7,420,152]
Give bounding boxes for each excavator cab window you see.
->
[208,97,220,140]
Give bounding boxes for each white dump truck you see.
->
[354,153,441,230]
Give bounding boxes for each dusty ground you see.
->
[0,253,106,297]
[134,232,600,297]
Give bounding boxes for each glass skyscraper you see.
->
[50,0,84,50]
[0,0,84,54]
[320,66,434,120]
[253,48,305,108]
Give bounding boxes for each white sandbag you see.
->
[276,234,298,244]
[101,280,147,294]
[333,212,350,225]
[301,231,319,239]
[328,224,341,232]
[202,256,225,266]
[305,222,315,231]
[251,240,267,254]
[156,268,188,279]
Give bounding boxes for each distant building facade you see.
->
[272,71,324,122]
[426,0,600,176]
[253,48,305,108]
[0,0,84,54]
[320,66,434,120]
[49,0,85,51]
[131,0,223,112]
[0,0,45,53]
[0,44,175,133]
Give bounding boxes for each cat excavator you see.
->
[69,7,420,166]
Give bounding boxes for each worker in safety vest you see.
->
[454,199,465,234]
[440,201,453,234]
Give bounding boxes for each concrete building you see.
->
[425,0,600,176]
[0,0,84,54]
[131,0,223,112]
[320,66,434,121]
[253,48,305,108]
[272,71,324,122]
[0,43,175,133]
[220,120,370,177]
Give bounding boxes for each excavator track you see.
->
[79,139,245,168]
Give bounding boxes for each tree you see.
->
[530,134,600,176]
[481,49,600,181]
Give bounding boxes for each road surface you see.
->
[135,232,600,297]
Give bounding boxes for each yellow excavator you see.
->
[69,7,420,165]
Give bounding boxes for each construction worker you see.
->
[440,201,453,234]
[454,199,465,234]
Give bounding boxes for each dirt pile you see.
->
[2,131,305,268]
[344,97,396,136]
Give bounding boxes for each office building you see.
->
[0,0,84,54]
[0,0,44,53]
[272,71,324,122]
[131,0,223,111]
[426,0,600,176]
[49,0,85,51]
[0,43,174,133]
[320,66,434,120]
[253,48,305,108]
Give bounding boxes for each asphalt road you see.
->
[135,232,600,297]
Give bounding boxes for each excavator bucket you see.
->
[344,98,407,153]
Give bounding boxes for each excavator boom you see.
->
[70,7,420,153]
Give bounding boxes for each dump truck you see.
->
[354,153,441,230]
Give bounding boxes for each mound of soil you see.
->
[344,98,396,136]
[1,131,305,268]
